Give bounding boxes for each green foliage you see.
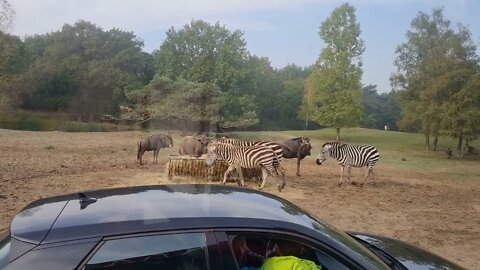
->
[361,85,401,130]
[125,75,234,129]
[13,20,153,120]
[0,111,136,131]
[307,3,364,139]
[275,64,312,80]
[2,18,309,131]
[150,20,308,130]
[392,8,480,153]
[154,20,248,89]
[17,116,43,131]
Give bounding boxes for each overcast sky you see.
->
[9,0,480,92]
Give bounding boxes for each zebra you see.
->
[315,142,380,186]
[214,138,284,160]
[206,143,286,191]
[212,137,286,182]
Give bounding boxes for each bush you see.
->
[18,117,44,131]
[61,121,138,132]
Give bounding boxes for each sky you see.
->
[8,0,480,93]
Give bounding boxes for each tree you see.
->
[0,31,25,109]
[307,3,364,140]
[152,20,260,129]
[0,0,14,33]
[392,8,479,153]
[16,21,153,120]
[124,75,226,131]
[153,20,248,90]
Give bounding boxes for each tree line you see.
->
[1,2,479,156]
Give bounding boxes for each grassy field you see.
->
[227,128,480,182]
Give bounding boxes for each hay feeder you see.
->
[167,155,262,183]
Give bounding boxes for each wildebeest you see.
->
[274,137,312,176]
[137,134,174,165]
[179,134,210,158]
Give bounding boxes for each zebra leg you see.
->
[278,163,286,189]
[364,165,376,186]
[347,165,352,181]
[154,150,159,163]
[259,167,269,190]
[268,165,283,191]
[338,165,345,186]
[223,166,236,185]
[235,165,245,187]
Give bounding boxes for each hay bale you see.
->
[167,155,261,182]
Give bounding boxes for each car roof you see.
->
[11,184,335,244]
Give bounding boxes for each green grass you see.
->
[226,128,480,182]
[0,111,138,132]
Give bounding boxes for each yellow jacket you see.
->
[261,256,322,270]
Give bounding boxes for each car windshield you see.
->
[1,1,479,269]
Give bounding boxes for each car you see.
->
[0,184,465,270]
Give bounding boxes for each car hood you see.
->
[349,232,466,270]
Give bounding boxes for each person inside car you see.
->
[232,236,265,270]
[261,239,322,270]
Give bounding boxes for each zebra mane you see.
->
[322,141,345,148]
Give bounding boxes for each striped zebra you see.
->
[315,142,380,186]
[214,138,284,160]
[206,143,286,191]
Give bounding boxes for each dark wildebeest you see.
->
[137,134,174,165]
[179,134,210,158]
[274,137,312,176]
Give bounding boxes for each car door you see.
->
[214,229,369,270]
[77,230,221,270]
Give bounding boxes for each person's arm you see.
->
[245,250,265,267]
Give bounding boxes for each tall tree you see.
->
[392,8,479,153]
[0,31,24,109]
[153,20,248,91]
[307,3,364,140]
[152,20,260,129]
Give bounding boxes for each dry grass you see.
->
[0,129,479,269]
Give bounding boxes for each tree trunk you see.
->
[336,128,340,141]
[457,133,463,158]
[198,120,211,134]
[433,136,438,151]
[425,126,431,151]
[304,112,309,131]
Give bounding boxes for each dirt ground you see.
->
[0,129,479,269]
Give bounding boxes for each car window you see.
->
[83,232,208,270]
[226,233,351,270]
[0,233,11,269]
